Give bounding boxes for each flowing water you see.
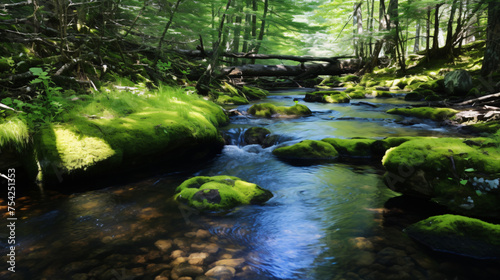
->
[2,89,499,280]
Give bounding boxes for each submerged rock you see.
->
[247,103,311,117]
[304,90,365,103]
[405,214,500,259]
[174,175,273,212]
[272,140,339,161]
[243,127,271,146]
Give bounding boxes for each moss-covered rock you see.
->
[444,70,473,96]
[272,140,339,161]
[382,137,500,218]
[404,214,500,259]
[241,86,268,100]
[33,96,228,185]
[321,138,376,158]
[387,107,459,121]
[305,90,365,103]
[320,137,418,159]
[217,94,249,105]
[243,127,271,146]
[174,175,273,212]
[247,103,311,118]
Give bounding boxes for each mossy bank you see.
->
[1,86,228,187]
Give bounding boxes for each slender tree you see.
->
[481,0,500,77]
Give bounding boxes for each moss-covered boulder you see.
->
[305,90,365,103]
[321,138,376,158]
[272,140,339,161]
[320,137,420,159]
[32,95,228,185]
[382,137,500,218]
[387,107,459,121]
[174,175,273,212]
[243,127,271,146]
[241,86,268,100]
[217,94,249,105]
[444,70,473,96]
[247,103,311,118]
[405,214,500,259]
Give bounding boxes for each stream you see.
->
[2,89,500,280]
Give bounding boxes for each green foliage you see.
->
[0,117,30,151]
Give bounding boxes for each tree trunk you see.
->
[432,4,443,51]
[426,7,431,53]
[250,0,268,64]
[155,0,183,67]
[196,0,233,96]
[414,20,420,53]
[232,1,243,65]
[444,0,458,56]
[223,59,361,77]
[481,1,500,77]
[353,2,363,58]
[241,0,252,53]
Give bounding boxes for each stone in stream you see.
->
[205,266,236,279]
[171,249,187,259]
[174,175,273,212]
[195,229,211,240]
[272,140,339,162]
[404,214,500,259]
[155,239,174,253]
[382,137,500,218]
[247,103,312,118]
[188,252,211,266]
[243,127,271,146]
[171,263,204,279]
[209,258,246,269]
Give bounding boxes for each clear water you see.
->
[2,90,499,280]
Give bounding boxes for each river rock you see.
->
[444,70,473,96]
[174,175,273,212]
[272,140,339,161]
[205,266,236,279]
[382,137,500,218]
[155,240,174,253]
[195,229,211,240]
[171,250,187,259]
[243,127,271,146]
[210,258,245,269]
[404,214,500,259]
[171,263,204,279]
[247,103,311,117]
[188,252,210,266]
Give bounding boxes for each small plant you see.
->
[0,67,65,129]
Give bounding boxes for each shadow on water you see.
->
[2,89,500,280]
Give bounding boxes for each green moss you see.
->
[217,94,249,105]
[174,175,273,212]
[305,90,364,103]
[247,103,278,117]
[374,91,393,98]
[382,137,500,217]
[321,138,376,157]
[405,214,500,259]
[247,103,311,117]
[386,107,458,121]
[340,74,360,83]
[0,117,30,152]
[467,121,500,134]
[243,127,271,145]
[241,86,268,100]
[32,87,228,184]
[272,140,339,161]
[404,91,424,101]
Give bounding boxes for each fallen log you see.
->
[453,92,500,106]
[177,49,354,64]
[221,59,361,78]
